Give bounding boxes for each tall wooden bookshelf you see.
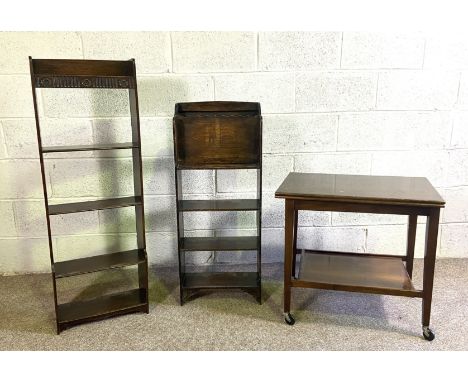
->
[29,57,149,333]
[173,101,262,305]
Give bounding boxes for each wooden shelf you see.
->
[178,199,260,211]
[176,163,260,170]
[57,288,147,328]
[180,236,259,251]
[183,272,258,289]
[297,251,419,297]
[48,196,142,215]
[42,142,139,153]
[174,101,262,304]
[31,57,149,333]
[55,249,146,279]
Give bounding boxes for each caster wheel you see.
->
[284,313,295,326]
[423,327,435,341]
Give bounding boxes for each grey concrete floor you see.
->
[0,259,467,350]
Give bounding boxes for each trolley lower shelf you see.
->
[183,271,259,289]
[295,250,421,298]
[57,288,147,331]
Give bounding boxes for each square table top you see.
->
[275,172,445,207]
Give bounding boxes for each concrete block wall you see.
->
[1,31,468,274]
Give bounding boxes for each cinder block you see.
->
[91,118,133,159]
[82,32,171,74]
[0,75,34,117]
[332,212,405,226]
[371,151,448,187]
[338,111,452,151]
[0,122,7,159]
[452,112,468,148]
[0,202,16,236]
[49,158,135,198]
[3,118,93,159]
[96,205,136,234]
[296,72,377,112]
[0,160,44,198]
[297,226,367,253]
[172,32,256,73]
[442,187,468,223]
[0,32,82,74]
[261,193,285,228]
[377,71,459,110]
[180,169,215,195]
[14,200,99,237]
[140,118,173,157]
[341,32,424,69]
[446,150,468,187]
[41,88,130,118]
[137,75,214,117]
[440,224,468,257]
[145,232,179,265]
[0,238,50,274]
[259,32,341,70]
[424,33,468,69]
[214,73,295,113]
[366,223,430,258]
[92,117,173,159]
[184,210,257,231]
[142,157,175,195]
[55,233,137,262]
[457,73,468,110]
[263,194,331,229]
[263,114,337,154]
[294,152,372,175]
[99,195,177,234]
[216,155,293,193]
[145,196,177,233]
[262,228,286,262]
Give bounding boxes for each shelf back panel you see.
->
[174,101,261,168]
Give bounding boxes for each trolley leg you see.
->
[406,214,417,278]
[421,209,440,341]
[284,200,295,325]
[292,210,299,278]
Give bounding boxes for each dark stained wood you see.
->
[30,57,149,333]
[128,59,149,313]
[297,248,406,260]
[296,199,432,216]
[29,57,60,334]
[174,101,261,169]
[180,236,259,251]
[422,209,440,327]
[55,249,146,278]
[297,251,417,295]
[276,171,444,336]
[183,272,258,289]
[292,210,298,278]
[57,288,147,330]
[406,215,418,277]
[275,172,445,207]
[178,199,260,211]
[283,199,294,314]
[174,101,262,304]
[42,142,139,153]
[175,101,259,113]
[48,196,142,215]
[31,59,134,76]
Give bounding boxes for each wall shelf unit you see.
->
[173,101,262,305]
[29,57,149,333]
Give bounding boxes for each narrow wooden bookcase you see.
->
[173,101,262,305]
[29,58,149,333]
